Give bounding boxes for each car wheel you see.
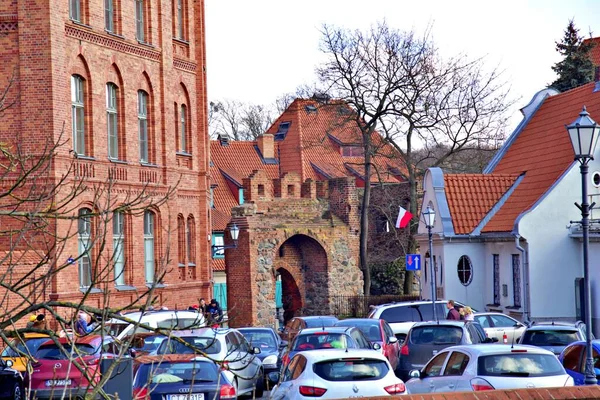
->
[254,369,265,398]
[12,384,21,400]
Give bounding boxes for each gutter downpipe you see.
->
[515,234,530,322]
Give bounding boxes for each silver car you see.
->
[473,312,526,343]
[405,344,573,393]
[269,349,408,399]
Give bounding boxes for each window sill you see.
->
[486,303,501,307]
[176,151,192,157]
[173,38,189,45]
[115,285,137,292]
[506,306,522,310]
[188,263,196,267]
[75,154,96,161]
[178,263,186,268]
[140,162,159,168]
[146,283,166,289]
[137,40,155,48]
[105,30,125,39]
[70,20,92,29]
[109,158,128,164]
[79,287,103,294]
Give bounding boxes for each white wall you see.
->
[483,242,525,311]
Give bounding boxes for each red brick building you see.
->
[0,0,211,314]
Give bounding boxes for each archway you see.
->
[277,268,301,327]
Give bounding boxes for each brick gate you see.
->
[224,171,364,327]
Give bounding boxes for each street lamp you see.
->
[566,106,600,385]
[422,205,437,322]
[212,223,240,252]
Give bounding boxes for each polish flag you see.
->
[395,206,413,229]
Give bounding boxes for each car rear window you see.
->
[478,353,565,377]
[410,326,463,345]
[293,333,350,350]
[314,358,389,381]
[157,336,222,355]
[137,361,218,385]
[157,317,204,330]
[305,317,338,328]
[335,321,380,342]
[521,330,579,346]
[2,338,49,357]
[36,344,97,359]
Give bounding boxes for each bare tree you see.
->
[209,99,274,140]
[317,22,513,294]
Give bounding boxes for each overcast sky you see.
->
[205,1,600,125]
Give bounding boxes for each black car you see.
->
[518,321,590,356]
[397,320,495,381]
[238,327,285,379]
[280,315,339,344]
[133,354,237,400]
[0,359,23,400]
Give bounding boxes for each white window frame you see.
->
[107,83,119,159]
[180,104,187,152]
[71,75,85,156]
[177,0,183,39]
[138,90,149,162]
[135,0,145,42]
[70,0,81,22]
[78,208,92,288]
[113,211,125,286]
[144,211,155,283]
[104,0,114,32]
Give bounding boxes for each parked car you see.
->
[518,321,589,356]
[559,339,600,385]
[334,318,400,370]
[29,335,121,399]
[396,320,494,381]
[1,333,49,373]
[155,328,264,398]
[368,300,472,342]
[280,316,339,344]
[133,354,237,400]
[105,309,205,340]
[0,359,24,400]
[406,344,573,393]
[280,326,377,370]
[473,313,526,344]
[119,332,168,357]
[238,327,285,379]
[269,349,408,399]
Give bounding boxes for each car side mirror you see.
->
[389,336,398,344]
[253,347,261,355]
[409,369,420,379]
[5,360,13,368]
[372,343,381,351]
[267,372,280,384]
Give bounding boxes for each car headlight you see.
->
[262,355,278,367]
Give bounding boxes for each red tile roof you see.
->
[583,37,600,67]
[444,174,521,234]
[211,258,225,272]
[483,82,600,232]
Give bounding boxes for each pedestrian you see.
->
[26,315,37,328]
[446,300,461,320]
[460,306,474,321]
[206,299,223,324]
[74,311,94,336]
[32,314,46,330]
[199,298,207,315]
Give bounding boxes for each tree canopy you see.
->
[551,19,595,92]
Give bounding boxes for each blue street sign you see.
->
[406,254,421,271]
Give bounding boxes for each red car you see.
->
[29,335,120,399]
[335,318,401,370]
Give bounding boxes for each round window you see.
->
[457,256,473,286]
[593,172,600,187]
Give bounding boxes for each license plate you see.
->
[45,379,72,387]
[167,394,204,400]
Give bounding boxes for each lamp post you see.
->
[422,205,437,322]
[212,223,240,252]
[566,106,600,385]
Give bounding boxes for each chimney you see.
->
[218,133,229,146]
[257,134,274,159]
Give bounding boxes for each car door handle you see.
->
[448,384,455,389]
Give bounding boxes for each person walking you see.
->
[446,300,461,320]
[460,306,474,321]
[206,299,223,325]
[74,311,94,335]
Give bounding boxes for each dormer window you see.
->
[274,122,291,141]
[342,146,364,157]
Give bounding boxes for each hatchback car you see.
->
[270,349,408,399]
[280,316,339,344]
[473,312,526,344]
[105,309,205,340]
[334,318,400,370]
[29,335,121,399]
[397,321,493,381]
[238,327,285,379]
[1,333,49,373]
[280,327,376,370]
[133,354,236,400]
[155,328,263,397]
[406,344,573,393]
[559,339,600,385]
[518,321,589,355]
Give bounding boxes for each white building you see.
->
[417,81,600,332]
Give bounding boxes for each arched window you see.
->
[187,216,195,265]
[457,255,473,286]
[177,215,185,266]
[106,83,119,159]
[78,208,92,288]
[71,75,86,155]
[113,211,125,286]
[143,211,155,283]
[180,104,187,152]
[138,90,149,162]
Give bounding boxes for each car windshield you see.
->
[239,330,277,351]
[410,326,463,345]
[305,318,338,328]
[125,334,167,354]
[157,336,222,355]
[293,333,349,350]
[36,344,97,360]
[137,361,218,384]
[314,358,389,381]
[521,330,579,346]
[335,321,381,342]
[2,338,49,357]
[478,353,565,377]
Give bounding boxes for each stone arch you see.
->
[277,267,302,327]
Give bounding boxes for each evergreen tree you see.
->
[551,19,595,92]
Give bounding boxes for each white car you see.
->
[269,349,408,399]
[405,344,573,394]
[105,309,205,340]
[473,312,526,343]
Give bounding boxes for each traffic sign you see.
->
[406,254,421,271]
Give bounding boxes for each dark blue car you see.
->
[238,327,285,378]
[559,340,600,385]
